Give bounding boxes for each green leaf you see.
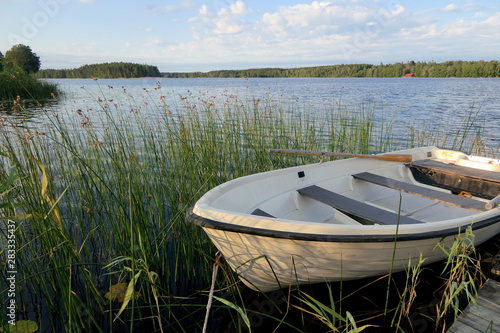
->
[213,295,251,331]
[114,271,142,320]
[0,166,19,196]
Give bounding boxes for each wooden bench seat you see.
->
[352,172,486,212]
[297,185,422,225]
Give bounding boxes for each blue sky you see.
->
[1,0,499,72]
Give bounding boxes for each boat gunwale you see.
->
[187,207,500,243]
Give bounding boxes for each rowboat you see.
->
[188,147,500,292]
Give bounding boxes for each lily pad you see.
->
[1,320,38,333]
[105,282,141,302]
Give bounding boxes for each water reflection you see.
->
[0,99,58,129]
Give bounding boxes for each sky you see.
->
[1,0,499,72]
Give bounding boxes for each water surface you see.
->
[8,77,500,152]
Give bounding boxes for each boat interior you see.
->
[249,156,500,226]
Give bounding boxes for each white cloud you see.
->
[445,12,500,37]
[138,26,153,32]
[397,24,439,39]
[143,37,166,47]
[138,1,499,69]
[390,4,405,16]
[262,12,289,38]
[259,0,408,45]
[214,21,242,34]
[160,1,410,65]
[230,1,248,15]
[398,11,500,40]
[190,0,251,35]
[264,1,370,30]
[442,4,460,13]
[482,12,500,26]
[154,0,196,13]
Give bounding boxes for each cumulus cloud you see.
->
[260,0,408,44]
[146,0,499,68]
[442,4,460,13]
[444,12,500,37]
[397,24,439,39]
[153,0,196,13]
[263,1,369,35]
[168,0,412,64]
[189,0,251,35]
[143,37,167,47]
[397,11,500,41]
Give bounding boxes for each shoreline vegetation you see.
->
[1,81,499,332]
[4,59,497,101]
[33,60,500,79]
[0,44,58,101]
[0,70,58,102]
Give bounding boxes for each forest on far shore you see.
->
[35,62,162,79]
[32,60,500,79]
[163,60,500,78]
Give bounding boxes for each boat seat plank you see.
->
[297,185,422,225]
[251,208,275,218]
[352,172,486,212]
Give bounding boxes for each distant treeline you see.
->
[163,60,500,78]
[35,62,161,78]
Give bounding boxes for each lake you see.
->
[8,77,500,154]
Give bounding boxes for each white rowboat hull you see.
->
[189,147,500,292]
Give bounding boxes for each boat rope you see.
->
[458,191,473,198]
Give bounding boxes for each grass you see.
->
[294,283,375,332]
[0,80,497,332]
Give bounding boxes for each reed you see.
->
[294,283,374,332]
[0,81,495,332]
[0,70,59,102]
[435,226,484,330]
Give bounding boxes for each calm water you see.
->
[8,77,500,152]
